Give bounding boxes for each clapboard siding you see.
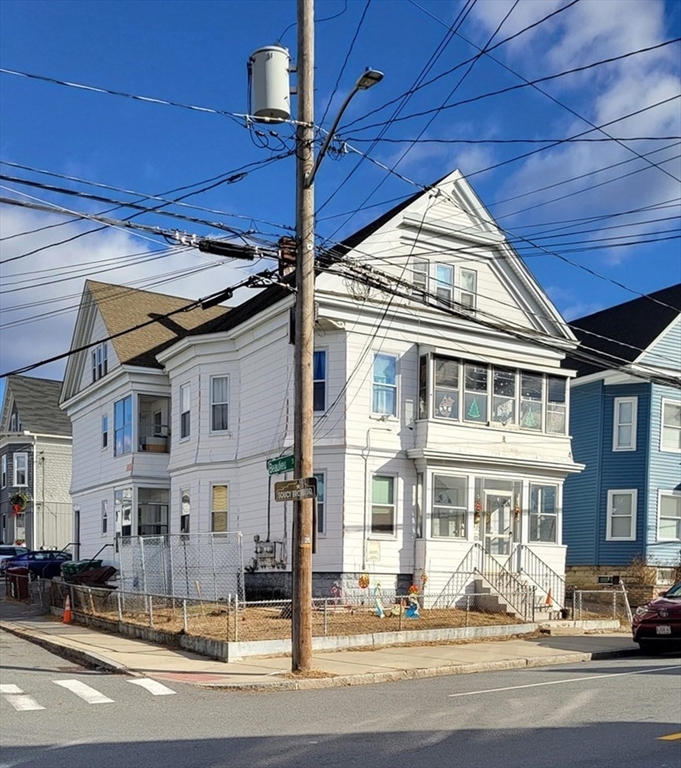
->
[638,315,681,370]
[564,381,603,564]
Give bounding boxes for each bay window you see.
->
[464,364,487,423]
[114,395,132,456]
[492,367,516,425]
[212,484,229,532]
[211,376,229,432]
[434,357,459,420]
[520,373,543,430]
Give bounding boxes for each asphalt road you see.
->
[1,628,680,768]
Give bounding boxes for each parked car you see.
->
[632,581,681,653]
[3,550,72,579]
[0,545,29,572]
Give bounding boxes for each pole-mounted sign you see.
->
[274,476,318,501]
[267,454,295,475]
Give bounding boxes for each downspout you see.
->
[32,435,37,550]
[361,424,392,571]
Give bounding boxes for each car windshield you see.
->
[665,582,681,599]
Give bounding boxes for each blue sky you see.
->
[1,0,680,399]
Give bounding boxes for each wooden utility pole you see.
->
[292,0,314,672]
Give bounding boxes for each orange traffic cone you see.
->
[545,589,554,607]
[63,594,72,624]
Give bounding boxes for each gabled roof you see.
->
[2,375,71,436]
[86,280,229,369]
[566,283,681,376]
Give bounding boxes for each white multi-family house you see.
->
[61,170,582,611]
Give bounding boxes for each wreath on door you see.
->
[10,491,30,515]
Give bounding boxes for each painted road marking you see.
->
[448,665,681,697]
[2,692,45,711]
[127,678,177,696]
[659,732,681,741]
[0,685,24,694]
[53,679,114,704]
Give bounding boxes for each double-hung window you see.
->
[1,455,6,488]
[613,397,637,450]
[459,268,477,309]
[211,376,229,432]
[412,258,428,298]
[435,264,454,307]
[313,472,325,535]
[606,489,637,541]
[13,453,27,486]
[211,485,228,532]
[464,364,488,423]
[432,475,467,538]
[101,500,108,535]
[371,475,395,535]
[180,490,191,534]
[546,377,567,435]
[520,373,543,430]
[658,491,681,541]
[102,415,109,449]
[434,358,459,420]
[661,400,681,452]
[91,342,108,382]
[373,353,397,416]
[313,350,327,412]
[114,396,132,456]
[530,485,557,543]
[492,367,515,425]
[180,383,191,439]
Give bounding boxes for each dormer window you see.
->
[91,342,108,383]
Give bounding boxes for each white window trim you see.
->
[369,474,398,539]
[606,489,637,541]
[657,489,681,542]
[313,471,326,536]
[180,383,191,440]
[101,500,108,536]
[211,483,229,532]
[371,352,398,418]
[660,398,681,453]
[313,349,327,413]
[1,454,6,488]
[612,396,637,451]
[210,375,230,434]
[13,452,28,487]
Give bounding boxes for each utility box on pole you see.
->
[249,45,291,122]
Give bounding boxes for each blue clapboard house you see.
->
[563,284,681,586]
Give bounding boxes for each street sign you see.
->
[274,477,317,501]
[267,454,295,475]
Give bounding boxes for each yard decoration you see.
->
[10,491,30,515]
[420,572,428,587]
[358,573,370,589]
[373,584,385,618]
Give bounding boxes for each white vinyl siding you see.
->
[613,397,637,451]
[606,489,637,541]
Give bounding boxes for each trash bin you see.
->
[6,567,30,601]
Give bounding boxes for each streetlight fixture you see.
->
[305,68,384,188]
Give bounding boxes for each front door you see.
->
[483,492,513,558]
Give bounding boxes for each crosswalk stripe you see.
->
[127,678,177,696]
[53,679,114,704]
[3,694,45,711]
[0,685,24,694]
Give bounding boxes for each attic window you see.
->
[91,342,108,383]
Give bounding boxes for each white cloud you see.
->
[0,206,249,380]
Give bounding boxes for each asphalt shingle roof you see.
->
[5,375,71,436]
[566,283,681,376]
[87,280,229,369]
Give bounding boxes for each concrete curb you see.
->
[0,620,138,676]
[200,647,640,692]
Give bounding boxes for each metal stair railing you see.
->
[517,546,566,611]
[431,543,484,609]
[476,548,536,621]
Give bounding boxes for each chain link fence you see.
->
[117,533,245,602]
[572,588,632,624]
[39,581,525,643]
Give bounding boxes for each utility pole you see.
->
[292,0,315,672]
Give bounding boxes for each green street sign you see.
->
[267,454,295,475]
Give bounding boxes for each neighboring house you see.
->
[563,284,681,588]
[0,375,73,549]
[61,170,583,611]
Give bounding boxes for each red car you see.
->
[632,581,681,653]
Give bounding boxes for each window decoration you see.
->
[464,365,488,423]
[10,491,30,515]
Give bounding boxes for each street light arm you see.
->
[304,85,358,189]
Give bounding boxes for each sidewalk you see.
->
[0,598,639,691]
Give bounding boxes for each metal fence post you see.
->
[234,594,239,643]
[398,597,403,632]
[466,594,470,627]
[323,599,328,636]
[182,598,188,633]
[117,591,123,622]
[149,594,154,628]
[227,594,231,640]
